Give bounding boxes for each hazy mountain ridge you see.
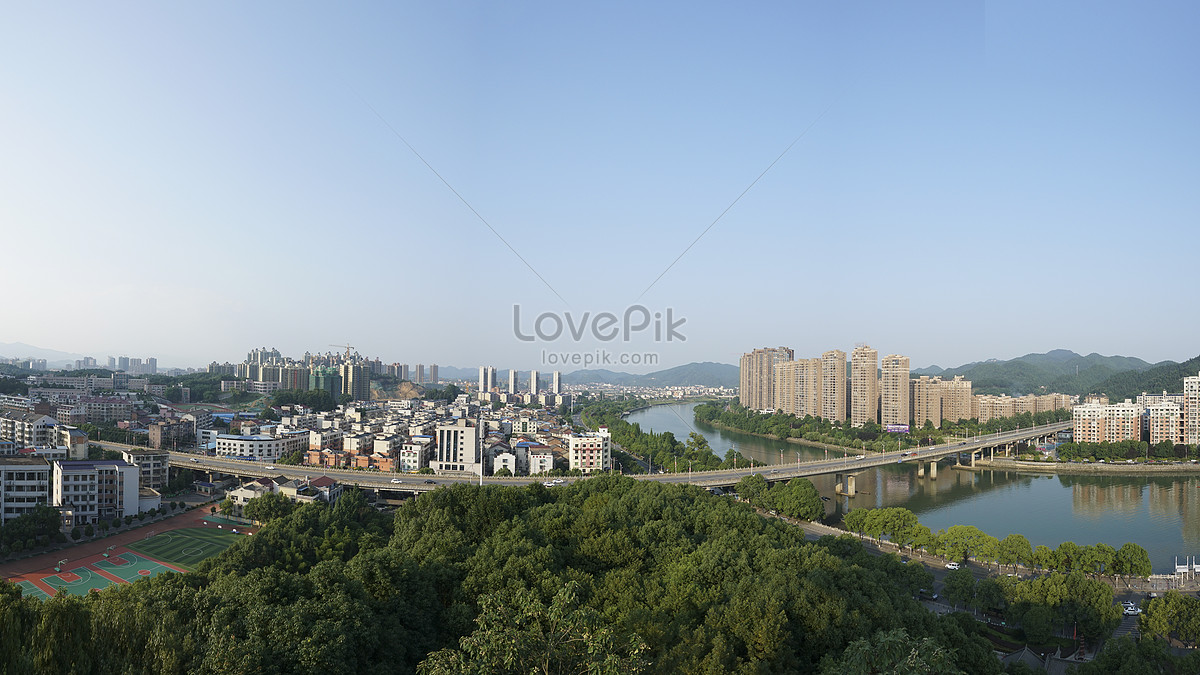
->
[913,350,1165,396]
[562,362,738,388]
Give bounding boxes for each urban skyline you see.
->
[2,3,1197,370]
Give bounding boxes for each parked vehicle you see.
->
[945,562,960,570]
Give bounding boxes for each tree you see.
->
[70,527,81,541]
[243,492,297,523]
[996,533,1032,572]
[417,582,648,675]
[219,499,235,514]
[822,628,958,675]
[942,568,976,608]
[494,467,513,477]
[84,524,94,537]
[1114,542,1153,579]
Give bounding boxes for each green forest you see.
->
[5,480,1200,672]
[0,480,1007,674]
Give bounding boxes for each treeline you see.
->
[695,401,1072,452]
[733,474,824,521]
[580,400,761,472]
[0,479,1019,673]
[0,505,65,558]
[1057,440,1197,462]
[270,388,344,412]
[843,507,1153,579]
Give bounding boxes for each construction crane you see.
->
[330,343,356,360]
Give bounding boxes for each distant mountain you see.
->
[0,342,89,368]
[920,350,1166,396]
[562,362,738,388]
[1090,354,1200,401]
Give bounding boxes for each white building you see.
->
[399,436,433,472]
[567,427,611,474]
[215,432,308,461]
[53,459,141,526]
[0,456,51,525]
[433,418,481,475]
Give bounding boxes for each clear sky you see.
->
[2,2,1197,372]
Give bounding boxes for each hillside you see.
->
[562,361,737,388]
[1090,354,1200,401]
[916,350,1164,396]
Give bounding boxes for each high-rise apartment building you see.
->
[880,355,910,427]
[340,363,370,401]
[530,370,539,395]
[850,345,878,427]
[429,365,438,384]
[416,364,425,384]
[820,350,846,423]
[146,357,157,375]
[910,376,942,429]
[1185,373,1200,445]
[1147,401,1184,445]
[739,347,794,411]
[774,358,821,418]
[478,366,490,393]
[941,376,972,424]
[552,371,562,395]
[1073,401,1143,444]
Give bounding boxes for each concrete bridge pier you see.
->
[917,463,924,478]
[928,461,937,479]
[835,472,859,497]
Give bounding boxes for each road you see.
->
[92,421,1068,491]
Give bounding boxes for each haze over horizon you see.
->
[3,3,1196,372]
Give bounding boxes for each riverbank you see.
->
[701,419,854,454]
[966,458,1200,475]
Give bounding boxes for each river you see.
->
[626,403,1200,573]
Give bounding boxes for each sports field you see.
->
[7,527,244,601]
[126,527,242,572]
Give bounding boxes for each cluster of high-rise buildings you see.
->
[740,345,1073,429]
[208,347,438,402]
[104,356,158,375]
[1073,374,1200,446]
[475,367,570,408]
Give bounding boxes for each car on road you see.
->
[190,458,199,462]
[390,478,403,484]
[552,478,565,484]
[424,480,436,484]
[542,482,555,487]
[945,562,960,570]
[1124,606,1142,616]
[855,454,866,460]
[264,465,274,470]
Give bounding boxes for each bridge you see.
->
[94,421,1070,497]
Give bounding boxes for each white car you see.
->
[945,562,960,570]
[552,478,565,484]
[390,478,403,484]
[542,482,555,487]
[855,454,866,460]
[264,465,275,470]
[1124,606,1142,616]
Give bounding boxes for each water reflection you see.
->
[629,403,1196,572]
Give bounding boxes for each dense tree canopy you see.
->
[0,480,1013,673]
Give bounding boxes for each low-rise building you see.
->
[0,456,51,525]
[52,459,141,526]
[567,428,611,474]
[119,448,170,491]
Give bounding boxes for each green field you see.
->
[126,527,243,571]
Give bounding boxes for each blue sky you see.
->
[2,2,1197,372]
